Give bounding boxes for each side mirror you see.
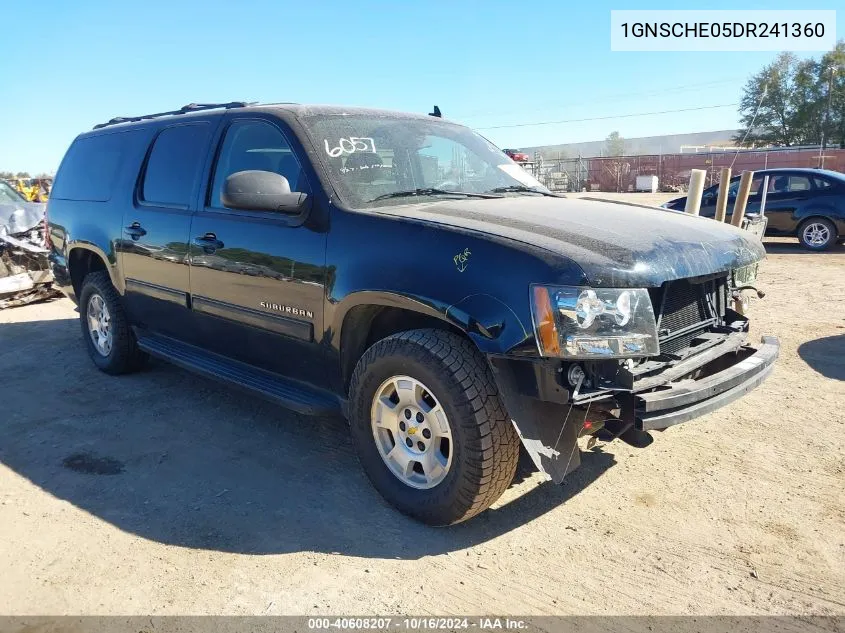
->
[221,170,309,214]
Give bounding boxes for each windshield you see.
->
[0,181,26,204]
[300,114,548,208]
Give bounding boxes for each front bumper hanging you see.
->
[635,335,779,430]
[490,334,779,484]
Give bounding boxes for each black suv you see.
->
[47,102,779,525]
[663,168,845,250]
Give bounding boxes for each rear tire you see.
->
[348,329,519,526]
[78,271,148,375]
[798,218,836,251]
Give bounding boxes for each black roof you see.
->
[91,101,446,131]
[747,167,843,178]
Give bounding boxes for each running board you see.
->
[136,334,343,417]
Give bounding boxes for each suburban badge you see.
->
[259,301,314,319]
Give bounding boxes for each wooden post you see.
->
[714,167,731,222]
[731,170,755,228]
[684,169,707,215]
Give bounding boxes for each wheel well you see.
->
[340,305,465,389]
[68,248,108,297]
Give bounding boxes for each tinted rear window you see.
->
[51,130,142,202]
[141,123,212,207]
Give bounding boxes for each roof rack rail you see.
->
[93,101,255,129]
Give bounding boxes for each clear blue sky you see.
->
[1,0,841,173]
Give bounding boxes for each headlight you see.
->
[530,285,659,358]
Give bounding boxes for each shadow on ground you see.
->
[763,239,845,255]
[798,334,845,381]
[0,316,616,559]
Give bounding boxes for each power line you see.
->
[730,85,767,168]
[475,103,738,130]
[453,77,744,120]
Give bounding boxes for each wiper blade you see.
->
[486,185,564,197]
[368,188,502,202]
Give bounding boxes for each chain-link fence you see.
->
[523,147,845,192]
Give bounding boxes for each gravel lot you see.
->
[1,196,843,615]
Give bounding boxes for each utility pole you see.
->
[819,65,836,169]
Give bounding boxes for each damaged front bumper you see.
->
[490,334,779,484]
[637,335,778,430]
[0,230,60,309]
[0,202,60,309]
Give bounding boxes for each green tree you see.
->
[605,131,625,156]
[15,171,30,178]
[735,42,845,148]
[818,41,845,148]
[734,52,800,147]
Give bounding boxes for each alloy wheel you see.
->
[370,375,453,489]
[86,293,112,357]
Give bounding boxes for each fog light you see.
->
[566,364,586,387]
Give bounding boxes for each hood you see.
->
[374,196,765,287]
[0,201,46,235]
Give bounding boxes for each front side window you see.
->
[209,120,309,209]
[300,114,547,208]
[141,123,211,207]
[727,177,765,198]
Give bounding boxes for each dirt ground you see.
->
[1,195,843,616]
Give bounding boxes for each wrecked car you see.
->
[0,180,58,309]
[47,102,778,525]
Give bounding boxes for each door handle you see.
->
[193,232,224,252]
[125,222,147,240]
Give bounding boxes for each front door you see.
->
[119,120,216,339]
[187,116,329,387]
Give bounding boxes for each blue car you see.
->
[664,168,845,251]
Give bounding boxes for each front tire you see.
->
[348,329,519,526]
[798,218,836,251]
[78,271,147,375]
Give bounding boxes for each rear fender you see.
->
[52,230,122,303]
[795,208,843,237]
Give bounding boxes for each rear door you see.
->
[187,115,329,387]
[758,172,814,235]
[118,120,217,339]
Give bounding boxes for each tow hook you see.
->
[734,285,766,299]
[732,285,765,315]
[594,419,653,448]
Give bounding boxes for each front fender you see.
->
[445,292,532,355]
[331,289,533,356]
